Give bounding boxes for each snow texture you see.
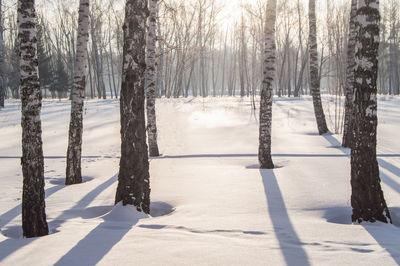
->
[0,96,400,265]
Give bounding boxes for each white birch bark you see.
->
[156,18,164,97]
[18,0,48,238]
[145,0,160,157]
[0,0,4,108]
[351,0,391,224]
[258,0,276,169]
[342,0,358,148]
[66,0,90,185]
[308,0,329,134]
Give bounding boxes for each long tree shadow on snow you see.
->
[53,218,136,266]
[377,158,400,195]
[259,169,310,266]
[321,134,400,195]
[0,185,65,229]
[321,134,400,263]
[0,174,117,263]
[54,202,174,266]
[363,224,400,264]
[320,206,400,262]
[378,158,400,178]
[322,134,349,155]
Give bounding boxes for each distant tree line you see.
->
[0,0,398,102]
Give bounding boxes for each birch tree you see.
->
[18,0,48,238]
[145,0,160,157]
[0,0,4,108]
[258,0,276,169]
[308,0,329,135]
[66,0,90,185]
[342,0,358,148]
[351,0,391,224]
[115,0,150,214]
[89,6,105,99]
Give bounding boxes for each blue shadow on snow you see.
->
[54,220,135,266]
[0,174,117,263]
[259,169,310,266]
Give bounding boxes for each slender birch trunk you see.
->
[221,29,227,96]
[0,0,4,108]
[156,18,164,97]
[100,46,106,99]
[66,0,90,185]
[145,0,160,157]
[258,0,276,169]
[342,0,358,148]
[90,15,103,99]
[87,49,94,99]
[108,20,117,98]
[115,0,150,214]
[308,0,329,134]
[18,0,48,238]
[106,51,113,99]
[351,0,391,224]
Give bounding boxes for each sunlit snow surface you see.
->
[0,96,399,265]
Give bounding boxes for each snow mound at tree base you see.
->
[149,201,175,217]
[1,225,60,239]
[324,206,400,227]
[101,202,149,223]
[0,226,23,239]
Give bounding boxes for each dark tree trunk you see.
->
[115,0,150,214]
[18,0,48,238]
[308,0,329,135]
[258,0,276,169]
[66,0,90,185]
[342,0,357,148]
[351,0,391,224]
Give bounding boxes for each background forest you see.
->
[0,0,399,105]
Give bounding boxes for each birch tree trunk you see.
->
[107,17,117,98]
[351,0,391,224]
[65,0,90,185]
[0,0,4,108]
[156,18,164,97]
[308,0,329,135]
[90,15,104,99]
[145,0,160,157]
[87,49,94,98]
[115,0,150,214]
[18,0,48,238]
[258,0,276,169]
[100,46,106,99]
[342,0,357,148]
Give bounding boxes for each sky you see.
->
[214,0,350,29]
[2,0,350,26]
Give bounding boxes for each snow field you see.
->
[0,96,399,265]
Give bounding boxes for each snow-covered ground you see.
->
[0,96,399,265]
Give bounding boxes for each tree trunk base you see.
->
[259,159,274,169]
[65,174,82,185]
[66,148,83,185]
[149,145,160,157]
[317,125,329,135]
[341,141,350,148]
